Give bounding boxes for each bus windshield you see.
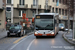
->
[35,19,54,30]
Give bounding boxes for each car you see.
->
[65,28,72,32]
[59,23,65,31]
[7,25,25,37]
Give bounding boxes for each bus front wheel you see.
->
[53,36,55,38]
[36,36,39,38]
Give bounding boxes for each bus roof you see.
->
[38,13,59,16]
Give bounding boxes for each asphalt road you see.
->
[0,31,75,50]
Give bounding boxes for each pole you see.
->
[73,0,75,41]
[45,0,48,10]
[19,15,20,25]
[36,0,38,15]
[68,0,70,33]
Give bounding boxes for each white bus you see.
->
[34,13,59,38]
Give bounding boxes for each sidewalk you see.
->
[0,29,34,39]
[0,29,7,39]
[63,30,75,45]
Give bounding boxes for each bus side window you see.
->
[54,20,57,26]
[55,20,56,24]
[55,19,58,26]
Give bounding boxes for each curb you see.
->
[62,32,75,45]
[0,36,7,40]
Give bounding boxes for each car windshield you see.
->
[9,25,22,29]
[35,19,54,30]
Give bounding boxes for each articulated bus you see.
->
[34,13,59,38]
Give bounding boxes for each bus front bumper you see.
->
[34,33,55,36]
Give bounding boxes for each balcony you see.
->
[69,17,73,20]
[44,5,50,10]
[17,4,28,8]
[31,5,41,9]
[59,16,68,20]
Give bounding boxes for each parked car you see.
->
[7,25,25,37]
[65,28,72,32]
[59,23,65,31]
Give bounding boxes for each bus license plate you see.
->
[43,34,46,36]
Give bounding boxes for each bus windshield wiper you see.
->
[36,25,44,30]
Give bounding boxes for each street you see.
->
[0,0,75,50]
[0,31,75,50]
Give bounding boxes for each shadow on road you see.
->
[36,36,55,39]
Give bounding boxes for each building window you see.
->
[59,9,61,14]
[33,11,36,17]
[44,10,49,13]
[65,0,67,4]
[59,0,61,3]
[19,0,24,5]
[65,10,67,16]
[62,9,64,15]
[33,0,37,6]
[6,12,11,19]
[52,7,54,13]
[6,7,11,11]
[0,23,1,25]
[62,0,64,4]
[53,0,54,2]
[56,8,58,13]
[56,0,57,3]
[19,10,25,17]
[7,0,11,4]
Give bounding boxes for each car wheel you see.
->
[23,32,25,36]
[18,33,22,37]
[24,30,26,35]
[57,32,58,34]
[53,36,55,38]
[7,33,10,37]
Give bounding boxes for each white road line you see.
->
[27,39,35,50]
[9,36,29,50]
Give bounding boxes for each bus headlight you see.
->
[35,32,38,34]
[51,32,54,34]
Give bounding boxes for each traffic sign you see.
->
[22,13,26,19]
[26,18,29,21]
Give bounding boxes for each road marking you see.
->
[26,39,35,50]
[13,35,27,43]
[9,36,29,50]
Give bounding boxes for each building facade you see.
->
[6,0,69,28]
[50,0,68,28]
[0,0,6,29]
[68,0,74,29]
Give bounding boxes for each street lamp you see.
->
[73,0,75,41]
[45,0,48,10]
[36,0,38,15]
[68,0,70,33]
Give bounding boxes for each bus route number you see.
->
[37,16,40,18]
